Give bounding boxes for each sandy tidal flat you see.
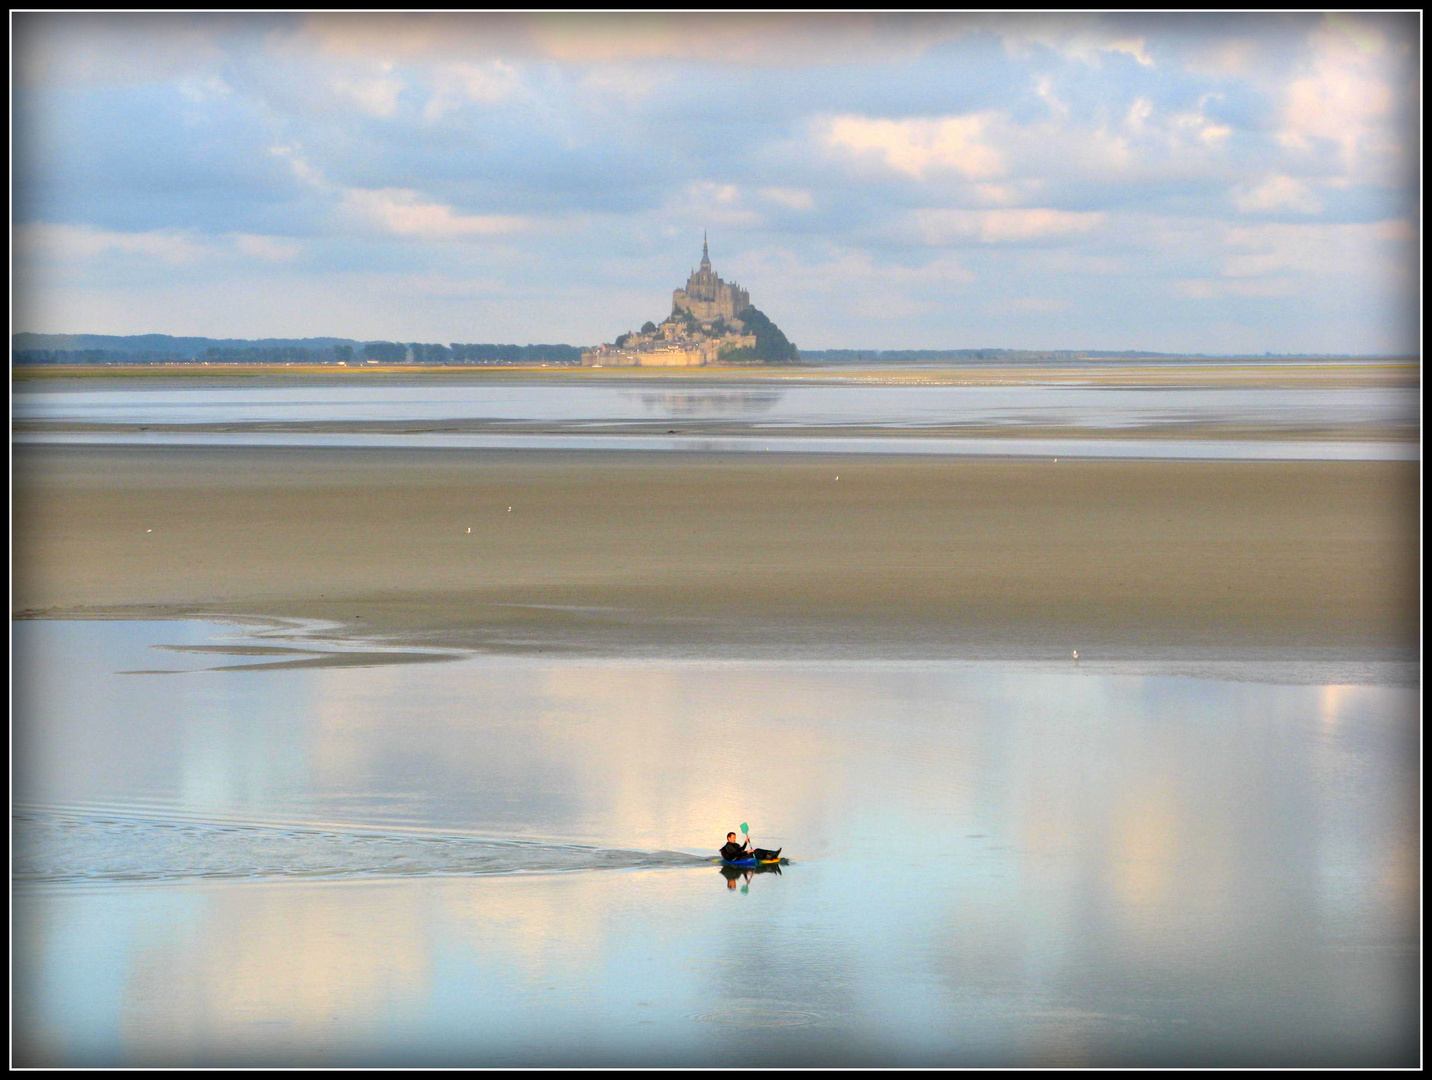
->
[12,445,1418,661]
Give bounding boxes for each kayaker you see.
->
[720,832,782,863]
[720,832,751,862]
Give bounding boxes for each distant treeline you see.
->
[721,306,800,365]
[13,334,583,366]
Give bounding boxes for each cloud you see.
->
[759,188,815,211]
[329,65,404,118]
[1219,219,1413,278]
[292,13,969,67]
[666,182,763,228]
[1278,16,1400,176]
[741,245,977,298]
[11,14,1419,354]
[270,145,328,189]
[1232,175,1322,215]
[990,17,1155,67]
[13,13,231,86]
[986,296,1074,314]
[18,223,206,264]
[1173,277,1298,299]
[340,188,529,239]
[423,61,520,121]
[234,233,301,261]
[913,208,1106,244]
[821,113,1005,180]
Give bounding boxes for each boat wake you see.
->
[13,805,712,885]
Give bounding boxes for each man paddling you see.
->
[720,831,750,862]
[720,831,781,863]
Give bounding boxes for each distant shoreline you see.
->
[12,359,1421,391]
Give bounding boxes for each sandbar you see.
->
[12,444,1419,664]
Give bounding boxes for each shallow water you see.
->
[13,381,1417,432]
[12,428,1419,461]
[11,619,1419,1065]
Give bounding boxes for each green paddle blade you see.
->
[740,823,749,835]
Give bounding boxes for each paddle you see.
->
[740,821,750,854]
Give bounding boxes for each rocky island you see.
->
[582,236,798,367]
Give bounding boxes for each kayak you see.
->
[720,847,783,867]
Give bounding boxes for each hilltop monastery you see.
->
[582,236,760,367]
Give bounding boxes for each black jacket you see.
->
[720,841,750,861]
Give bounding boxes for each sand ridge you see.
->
[13,445,1419,659]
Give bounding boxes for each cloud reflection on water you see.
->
[11,620,1420,1065]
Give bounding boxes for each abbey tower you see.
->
[671,233,750,323]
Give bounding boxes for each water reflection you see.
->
[631,390,783,417]
[15,381,1418,432]
[719,862,784,894]
[12,620,1419,1065]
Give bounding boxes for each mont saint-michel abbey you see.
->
[581,236,797,367]
[673,237,749,323]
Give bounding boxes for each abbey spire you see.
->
[674,234,747,320]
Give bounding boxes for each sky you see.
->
[11,13,1421,353]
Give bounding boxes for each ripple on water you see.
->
[692,1000,826,1028]
[12,805,711,885]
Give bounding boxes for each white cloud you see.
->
[1220,219,1413,278]
[289,13,970,68]
[1105,38,1154,67]
[341,188,529,239]
[987,296,1073,314]
[578,65,666,106]
[423,60,520,121]
[667,182,763,228]
[745,248,978,321]
[743,246,974,287]
[234,234,301,261]
[1184,38,1259,78]
[991,18,1154,68]
[329,63,404,117]
[1278,16,1398,175]
[1033,75,1069,120]
[18,223,206,264]
[1174,278,1299,300]
[759,188,815,212]
[822,113,1004,180]
[913,208,1106,244]
[270,145,328,189]
[1233,175,1323,215]
[1125,97,1154,132]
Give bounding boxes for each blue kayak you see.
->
[720,847,783,867]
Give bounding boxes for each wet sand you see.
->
[14,359,1421,390]
[12,444,1418,658]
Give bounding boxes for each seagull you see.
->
[466,527,471,534]
[1072,649,1079,662]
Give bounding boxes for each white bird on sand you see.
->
[1072,649,1079,662]
[466,527,471,534]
